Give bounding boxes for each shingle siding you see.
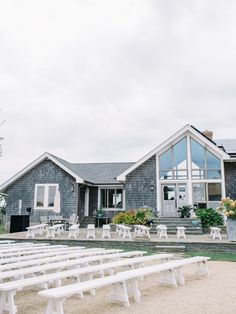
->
[224,162,236,199]
[125,155,157,210]
[4,159,78,224]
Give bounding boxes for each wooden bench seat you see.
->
[133,225,151,239]
[38,256,210,314]
[0,249,124,272]
[0,253,170,314]
[115,225,132,239]
[68,224,80,239]
[26,224,48,238]
[0,245,71,259]
[0,246,85,265]
[0,250,149,284]
[46,224,64,238]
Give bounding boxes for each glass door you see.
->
[161,184,187,217]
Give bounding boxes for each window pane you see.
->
[163,185,175,201]
[108,189,115,208]
[192,183,206,202]
[206,150,221,169]
[48,186,57,207]
[36,186,45,207]
[159,148,172,170]
[159,170,173,180]
[116,189,123,208]
[191,139,205,170]
[207,170,221,179]
[100,189,107,208]
[208,183,221,201]
[175,170,188,179]
[173,138,187,169]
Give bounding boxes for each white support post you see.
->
[110,282,130,307]
[159,270,177,287]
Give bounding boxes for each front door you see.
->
[161,184,187,217]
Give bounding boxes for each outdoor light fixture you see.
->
[150,180,154,192]
[71,184,74,192]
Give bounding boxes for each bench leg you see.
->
[46,298,64,314]
[127,278,141,303]
[175,268,185,285]
[195,261,209,276]
[0,291,17,314]
[159,270,177,287]
[110,282,130,307]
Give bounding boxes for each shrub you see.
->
[196,208,223,228]
[177,205,193,218]
[112,207,155,225]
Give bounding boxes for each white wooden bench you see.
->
[102,225,111,239]
[0,245,71,259]
[0,249,124,272]
[26,224,48,238]
[115,225,132,239]
[68,224,80,239]
[133,225,151,239]
[0,244,65,256]
[0,253,169,313]
[210,227,222,240]
[87,224,95,239]
[0,250,148,283]
[156,225,168,238]
[46,224,64,238]
[176,227,186,239]
[0,246,86,265]
[38,256,210,313]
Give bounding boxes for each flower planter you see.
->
[226,219,236,241]
[191,220,200,227]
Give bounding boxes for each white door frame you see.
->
[84,188,89,216]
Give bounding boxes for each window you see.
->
[159,137,187,179]
[100,188,123,209]
[191,139,221,179]
[34,184,58,210]
[192,183,222,208]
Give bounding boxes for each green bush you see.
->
[177,205,193,218]
[196,208,223,228]
[112,207,154,225]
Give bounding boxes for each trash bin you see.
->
[10,215,29,233]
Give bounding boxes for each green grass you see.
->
[0,225,6,234]
[186,251,236,262]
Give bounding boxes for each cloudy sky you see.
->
[0,0,236,185]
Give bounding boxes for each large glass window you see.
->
[100,188,123,209]
[191,139,221,179]
[192,183,222,208]
[159,137,187,179]
[35,184,58,210]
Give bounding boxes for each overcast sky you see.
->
[1,0,236,185]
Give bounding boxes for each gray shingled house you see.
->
[1,124,236,224]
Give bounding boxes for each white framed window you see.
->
[34,184,59,210]
[99,188,124,210]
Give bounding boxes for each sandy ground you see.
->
[14,261,236,314]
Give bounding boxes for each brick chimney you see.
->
[202,130,213,141]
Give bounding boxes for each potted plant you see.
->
[190,212,201,227]
[96,207,103,218]
[218,197,236,241]
[177,205,193,218]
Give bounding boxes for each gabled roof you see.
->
[0,152,134,191]
[116,124,230,181]
[51,154,134,184]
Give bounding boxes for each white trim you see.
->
[117,125,229,181]
[221,159,226,198]
[34,183,59,210]
[84,188,89,216]
[0,152,84,192]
